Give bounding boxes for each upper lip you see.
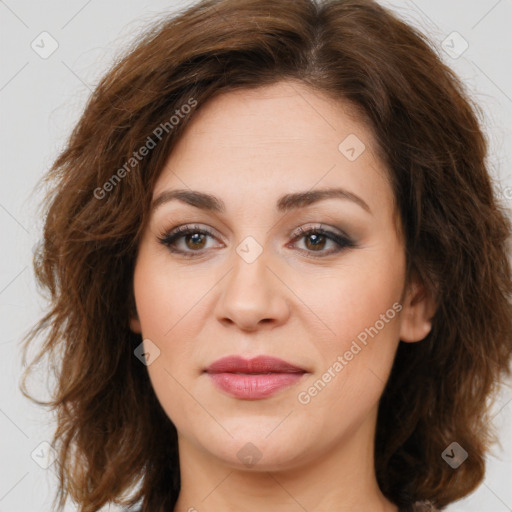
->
[205,355,306,374]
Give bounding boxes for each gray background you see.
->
[0,0,511,511]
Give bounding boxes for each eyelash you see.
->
[157,223,355,259]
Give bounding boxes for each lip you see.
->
[204,355,307,400]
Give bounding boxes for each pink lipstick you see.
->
[204,355,307,400]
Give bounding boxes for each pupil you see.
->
[187,233,205,249]
[306,233,325,250]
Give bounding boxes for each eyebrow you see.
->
[151,187,372,215]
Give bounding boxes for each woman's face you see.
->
[130,80,432,472]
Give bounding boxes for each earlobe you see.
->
[128,292,142,333]
[399,273,437,343]
[129,316,142,334]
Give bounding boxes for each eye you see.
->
[158,223,355,259]
[287,225,355,258]
[158,224,222,258]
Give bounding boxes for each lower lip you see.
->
[206,372,306,400]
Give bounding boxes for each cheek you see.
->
[293,256,403,348]
[132,249,206,338]
[292,251,404,408]
[132,268,169,337]
[132,254,204,428]
[131,251,213,388]
[294,278,402,426]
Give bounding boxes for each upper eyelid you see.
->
[162,222,348,240]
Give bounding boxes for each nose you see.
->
[214,247,291,332]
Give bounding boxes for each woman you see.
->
[20,0,512,511]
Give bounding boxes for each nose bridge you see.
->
[231,242,270,296]
[215,237,290,330]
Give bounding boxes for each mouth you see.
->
[204,355,307,400]
[204,355,306,374]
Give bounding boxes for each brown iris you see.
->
[304,233,326,251]
[185,232,207,250]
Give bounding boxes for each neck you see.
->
[172,407,398,512]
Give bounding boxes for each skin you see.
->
[130,80,436,512]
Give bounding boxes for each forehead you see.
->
[152,80,392,218]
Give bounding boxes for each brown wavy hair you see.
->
[20,0,512,511]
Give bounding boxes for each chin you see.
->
[201,429,311,471]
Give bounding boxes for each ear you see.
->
[128,295,142,334]
[399,271,437,343]
[130,315,142,334]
